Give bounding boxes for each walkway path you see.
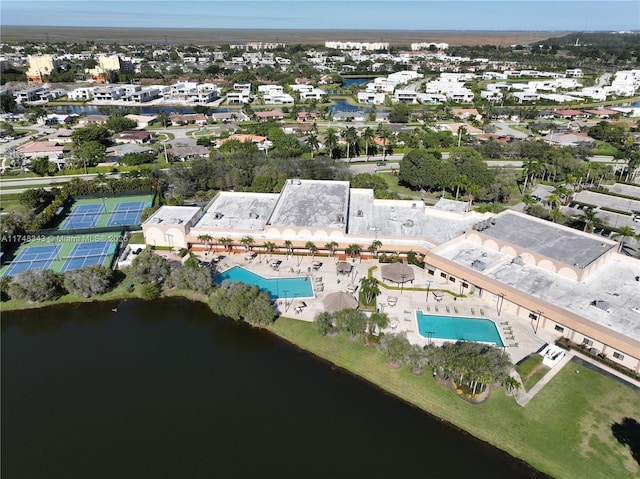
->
[515,352,574,407]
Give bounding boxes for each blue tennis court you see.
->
[60,204,104,230]
[1,245,61,277]
[60,241,113,273]
[106,201,146,226]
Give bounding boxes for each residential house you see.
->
[18,140,65,159]
[116,130,154,144]
[451,108,482,121]
[169,114,208,126]
[215,134,271,151]
[78,114,109,126]
[254,110,284,121]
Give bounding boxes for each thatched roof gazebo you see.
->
[336,261,352,274]
[323,292,359,313]
[380,262,415,284]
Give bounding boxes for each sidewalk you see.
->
[515,352,574,407]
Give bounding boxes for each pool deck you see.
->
[184,249,558,364]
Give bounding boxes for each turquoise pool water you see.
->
[416,312,504,347]
[214,266,314,300]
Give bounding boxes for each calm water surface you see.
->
[1,299,548,479]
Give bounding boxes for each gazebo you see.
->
[380,262,415,284]
[323,292,359,313]
[336,261,352,274]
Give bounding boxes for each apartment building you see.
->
[26,55,59,84]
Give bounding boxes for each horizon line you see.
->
[4,25,637,33]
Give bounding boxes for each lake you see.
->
[1,298,548,479]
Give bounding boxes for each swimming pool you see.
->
[415,311,504,347]
[213,265,314,300]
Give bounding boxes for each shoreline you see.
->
[4,292,637,478]
[1,292,549,478]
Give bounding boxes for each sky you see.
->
[1,1,639,31]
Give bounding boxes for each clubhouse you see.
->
[143,179,640,373]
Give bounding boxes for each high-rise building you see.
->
[26,55,59,84]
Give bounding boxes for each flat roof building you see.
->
[142,180,640,373]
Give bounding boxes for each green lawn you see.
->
[377,172,426,200]
[523,365,550,391]
[592,141,619,156]
[268,317,639,479]
[128,232,145,244]
[516,354,543,378]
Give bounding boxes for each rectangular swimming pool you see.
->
[416,311,504,347]
[213,265,314,300]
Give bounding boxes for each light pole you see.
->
[400,273,407,295]
[283,289,289,311]
[497,293,505,317]
[426,279,432,302]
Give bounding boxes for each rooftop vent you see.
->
[357,210,363,217]
[412,203,417,209]
[292,178,301,185]
[249,212,259,219]
[472,220,491,231]
[404,219,414,227]
[214,212,224,220]
[471,260,487,271]
[337,215,345,223]
[511,256,525,266]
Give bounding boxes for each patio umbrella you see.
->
[336,261,352,274]
[380,262,415,284]
[323,292,359,313]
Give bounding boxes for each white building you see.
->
[67,87,97,101]
[357,92,386,105]
[325,41,388,51]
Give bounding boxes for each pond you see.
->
[1,298,549,479]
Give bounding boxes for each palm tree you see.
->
[580,208,600,233]
[324,127,338,159]
[219,237,233,252]
[522,194,537,212]
[197,234,213,252]
[306,133,319,158]
[305,241,318,257]
[545,193,561,212]
[612,226,637,253]
[263,241,276,256]
[502,376,521,395]
[364,311,389,345]
[345,244,361,260]
[367,239,382,258]
[240,236,255,251]
[361,127,374,160]
[359,277,381,304]
[343,126,358,161]
[453,174,468,200]
[376,124,392,160]
[283,240,293,256]
[325,241,339,257]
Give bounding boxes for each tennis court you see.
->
[106,201,146,226]
[1,245,61,277]
[60,241,113,273]
[59,194,154,231]
[60,204,104,230]
[0,232,120,278]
